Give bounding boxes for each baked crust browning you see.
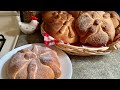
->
[75,11,115,46]
[8,45,61,79]
[42,11,79,44]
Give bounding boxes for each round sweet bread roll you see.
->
[75,11,115,47]
[67,11,85,18]
[32,45,61,78]
[42,11,79,44]
[8,45,61,79]
[107,11,120,28]
[42,11,68,22]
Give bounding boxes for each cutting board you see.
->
[0,11,21,58]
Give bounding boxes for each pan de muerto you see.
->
[8,45,61,79]
[42,11,79,44]
[75,11,115,47]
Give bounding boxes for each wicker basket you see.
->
[22,11,37,23]
[41,22,120,56]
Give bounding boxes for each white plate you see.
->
[0,43,72,79]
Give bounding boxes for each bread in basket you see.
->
[41,11,120,56]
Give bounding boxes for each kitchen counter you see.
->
[15,30,120,79]
[0,11,20,58]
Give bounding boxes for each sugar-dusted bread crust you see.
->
[8,45,61,79]
[67,11,85,18]
[42,11,68,22]
[75,11,115,46]
[107,11,120,28]
[28,59,54,79]
[32,45,61,78]
[39,51,61,78]
[42,11,79,44]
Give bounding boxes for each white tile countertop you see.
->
[0,11,21,58]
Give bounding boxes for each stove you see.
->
[0,34,6,52]
[0,11,21,58]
